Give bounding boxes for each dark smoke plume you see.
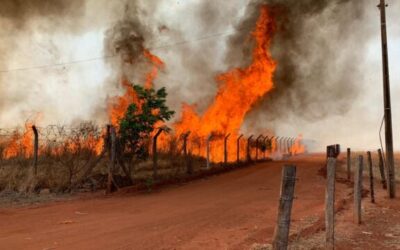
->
[226,0,368,123]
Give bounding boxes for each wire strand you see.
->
[0,29,244,74]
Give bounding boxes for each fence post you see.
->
[107,126,116,194]
[256,135,263,161]
[247,135,254,163]
[237,134,243,164]
[263,136,269,159]
[183,131,191,175]
[286,138,291,155]
[280,137,286,154]
[367,151,375,203]
[377,149,387,189]
[354,155,363,224]
[269,136,278,154]
[152,128,164,179]
[206,133,213,169]
[272,165,297,250]
[224,133,231,166]
[31,125,39,176]
[326,148,336,250]
[347,148,351,180]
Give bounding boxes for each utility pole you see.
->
[378,0,395,198]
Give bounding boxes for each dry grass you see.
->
[342,151,400,182]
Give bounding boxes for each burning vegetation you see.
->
[0,4,306,194]
[0,4,305,163]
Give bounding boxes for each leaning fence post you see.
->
[377,149,387,189]
[247,135,254,163]
[237,134,243,164]
[272,165,297,250]
[224,133,231,166]
[107,126,116,194]
[152,128,164,179]
[347,148,351,180]
[256,135,263,161]
[182,131,191,174]
[326,147,336,250]
[206,133,213,169]
[354,155,363,224]
[31,125,39,176]
[367,151,375,203]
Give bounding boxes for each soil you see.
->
[0,154,399,250]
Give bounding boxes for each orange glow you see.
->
[2,123,33,159]
[108,50,165,127]
[169,6,277,162]
[290,135,306,155]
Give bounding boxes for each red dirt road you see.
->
[0,155,342,250]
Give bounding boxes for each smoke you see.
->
[1,0,398,151]
[226,0,366,122]
[231,0,379,150]
[0,0,87,126]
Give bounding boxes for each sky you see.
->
[0,0,400,152]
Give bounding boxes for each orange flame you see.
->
[108,50,165,127]
[2,123,33,159]
[169,6,277,162]
[290,135,306,155]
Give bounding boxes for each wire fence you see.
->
[0,123,304,193]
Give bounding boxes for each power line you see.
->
[0,29,243,74]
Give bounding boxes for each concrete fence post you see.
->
[247,135,254,163]
[256,135,263,161]
[107,126,116,194]
[206,133,213,169]
[224,133,231,166]
[237,134,243,164]
[152,128,164,179]
[31,125,39,176]
[183,131,191,174]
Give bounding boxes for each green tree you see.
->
[119,84,174,159]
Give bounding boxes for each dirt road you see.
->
[0,155,343,250]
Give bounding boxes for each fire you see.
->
[290,135,306,155]
[108,50,165,127]
[170,6,277,162]
[2,123,34,159]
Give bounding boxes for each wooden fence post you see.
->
[326,151,336,250]
[206,133,213,169]
[224,133,231,166]
[354,155,363,224]
[237,134,243,164]
[107,126,116,194]
[152,128,163,179]
[247,135,254,163]
[31,125,39,176]
[367,151,375,203]
[272,165,297,250]
[377,149,387,189]
[347,148,351,180]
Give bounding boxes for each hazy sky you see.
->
[1,0,400,152]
